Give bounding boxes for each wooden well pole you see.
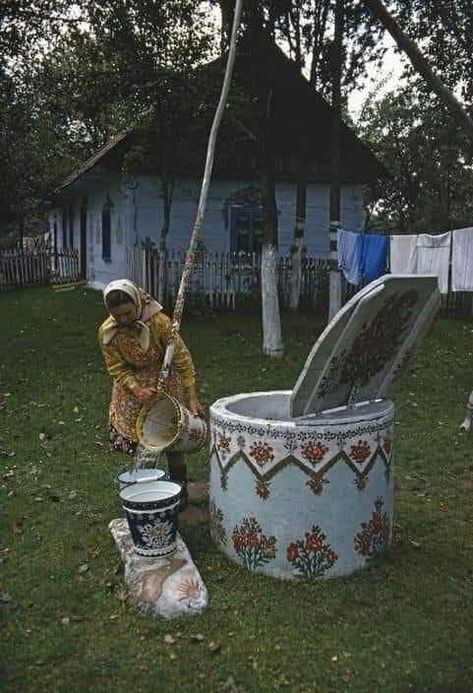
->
[159,0,243,384]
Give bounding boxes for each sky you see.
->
[348,43,407,122]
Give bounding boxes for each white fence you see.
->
[0,248,81,291]
[125,247,330,310]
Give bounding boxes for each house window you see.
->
[102,201,112,262]
[230,204,263,253]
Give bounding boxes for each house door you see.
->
[79,200,87,279]
[230,204,263,253]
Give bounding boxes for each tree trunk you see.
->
[328,0,344,322]
[364,0,473,144]
[158,171,174,303]
[288,169,306,311]
[260,113,284,357]
[261,244,283,357]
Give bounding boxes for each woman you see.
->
[98,279,204,504]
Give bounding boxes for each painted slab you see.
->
[291,278,384,417]
[109,518,209,619]
[291,274,439,415]
[209,392,394,579]
[378,288,441,398]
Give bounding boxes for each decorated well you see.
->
[209,275,440,579]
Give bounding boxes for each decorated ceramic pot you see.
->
[120,480,182,557]
[209,392,394,579]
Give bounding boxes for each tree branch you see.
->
[363,0,473,144]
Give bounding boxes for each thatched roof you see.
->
[54,32,386,196]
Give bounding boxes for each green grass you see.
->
[1,287,472,692]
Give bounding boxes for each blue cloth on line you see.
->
[359,233,388,281]
[337,229,361,285]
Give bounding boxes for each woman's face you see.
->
[111,301,137,325]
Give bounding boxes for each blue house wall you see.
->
[49,172,363,289]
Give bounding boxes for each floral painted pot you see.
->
[120,480,182,557]
[209,391,394,579]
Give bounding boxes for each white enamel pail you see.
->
[116,467,168,491]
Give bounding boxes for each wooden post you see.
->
[159,0,243,382]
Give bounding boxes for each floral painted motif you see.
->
[306,475,329,495]
[354,497,391,558]
[209,501,226,544]
[177,577,203,602]
[287,525,337,578]
[283,434,298,453]
[237,435,246,449]
[350,439,371,464]
[301,441,329,464]
[211,413,389,445]
[339,290,418,388]
[217,432,232,452]
[249,441,274,466]
[138,519,174,551]
[232,517,277,570]
[318,290,419,399]
[256,479,271,500]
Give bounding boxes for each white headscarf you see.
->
[102,279,162,351]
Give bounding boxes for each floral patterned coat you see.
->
[98,312,196,447]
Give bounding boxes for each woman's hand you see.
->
[185,387,205,418]
[132,385,157,403]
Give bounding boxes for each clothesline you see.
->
[337,226,473,294]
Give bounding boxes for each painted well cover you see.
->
[290,274,440,416]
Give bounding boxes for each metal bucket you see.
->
[116,467,168,491]
[136,392,207,454]
[120,480,182,557]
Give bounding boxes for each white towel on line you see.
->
[415,232,451,294]
[451,227,473,292]
[389,234,417,273]
[337,229,360,285]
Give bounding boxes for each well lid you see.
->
[290,274,440,416]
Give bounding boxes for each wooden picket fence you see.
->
[125,247,330,310]
[0,248,81,291]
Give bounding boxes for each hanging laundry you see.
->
[337,229,361,285]
[451,227,473,292]
[389,234,417,274]
[416,232,451,294]
[359,233,388,282]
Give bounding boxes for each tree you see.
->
[358,83,473,234]
[363,0,473,144]
[0,0,215,235]
[248,0,385,313]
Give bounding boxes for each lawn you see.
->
[1,286,472,693]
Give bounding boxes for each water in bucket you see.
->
[116,466,168,491]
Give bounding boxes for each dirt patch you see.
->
[188,480,209,504]
[179,505,209,526]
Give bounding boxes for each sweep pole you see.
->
[159,0,243,383]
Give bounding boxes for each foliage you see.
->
[392,0,473,101]
[358,84,473,233]
[0,0,215,233]
[1,287,472,691]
